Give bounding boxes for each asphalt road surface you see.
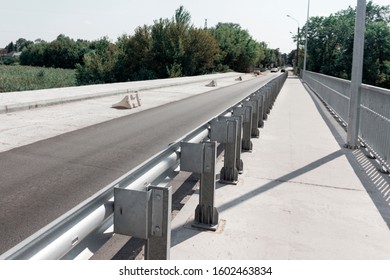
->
[0,74,277,254]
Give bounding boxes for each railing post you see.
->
[180,141,219,230]
[243,100,260,138]
[259,89,268,121]
[265,86,271,115]
[210,116,241,184]
[233,115,244,173]
[145,186,172,260]
[251,93,264,128]
[233,106,253,152]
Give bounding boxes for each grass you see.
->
[0,65,76,92]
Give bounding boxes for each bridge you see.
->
[0,70,389,260]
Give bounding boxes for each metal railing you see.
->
[0,73,287,260]
[302,70,390,169]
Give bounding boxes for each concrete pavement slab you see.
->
[0,72,246,114]
[0,73,254,152]
[170,76,390,259]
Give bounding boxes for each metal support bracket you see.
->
[233,115,244,173]
[251,93,264,128]
[145,186,172,260]
[233,106,253,152]
[263,88,271,117]
[243,100,260,138]
[181,141,219,230]
[210,116,242,183]
[113,185,172,260]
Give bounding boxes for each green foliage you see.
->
[20,35,88,69]
[4,38,33,53]
[183,28,220,75]
[75,38,121,85]
[364,21,390,88]
[210,23,259,72]
[115,26,156,81]
[0,56,17,66]
[9,5,283,86]
[150,18,174,78]
[115,6,221,81]
[302,1,390,88]
[7,4,389,88]
[0,65,76,92]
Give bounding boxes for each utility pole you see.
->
[346,0,366,149]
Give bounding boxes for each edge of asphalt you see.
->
[0,72,246,114]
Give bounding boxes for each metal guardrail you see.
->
[0,73,287,260]
[302,70,390,170]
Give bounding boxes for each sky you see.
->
[0,0,389,54]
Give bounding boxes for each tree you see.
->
[149,6,193,78]
[174,5,192,29]
[364,21,390,87]
[116,25,156,81]
[262,47,277,68]
[20,35,89,69]
[150,18,174,78]
[183,28,220,75]
[302,1,390,88]
[5,42,15,53]
[210,23,262,72]
[44,34,85,68]
[76,38,120,85]
[15,38,33,52]
[20,41,48,66]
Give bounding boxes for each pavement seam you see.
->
[252,176,365,192]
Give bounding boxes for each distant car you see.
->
[281,68,286,72]
[270,68,278,73]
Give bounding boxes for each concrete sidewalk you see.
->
[170,76,390,259]
[0,72,253,152]
[0,72,243,114]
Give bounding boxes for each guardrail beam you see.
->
[0,74,289,260]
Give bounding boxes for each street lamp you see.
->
[287,15,300,75]
[303,0,310,72]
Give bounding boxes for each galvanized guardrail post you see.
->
[210,116,242,184]
[233,105,253,152]
[243,100,260,138]
[180,141,219,230]
[145,186,172,260]
[251,92,264,128]
[232,115,244,173]
[113,185,172,260]
[263,86,271,117]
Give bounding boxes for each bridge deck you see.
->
[170,76,390,259]
[1,73,389,260]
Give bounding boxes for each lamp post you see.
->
[346,0,366,149]
[303,0,310,72]
[287,15,300,75]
